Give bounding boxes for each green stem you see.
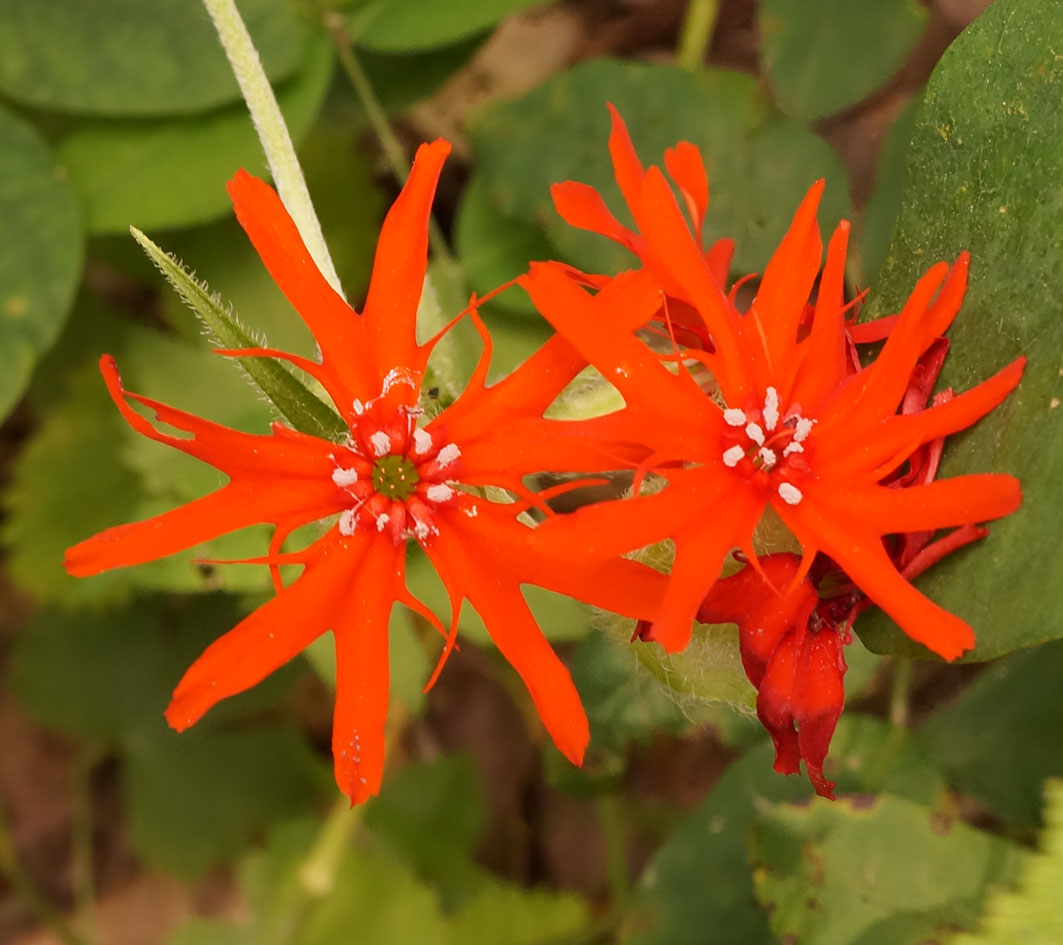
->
[0,804,93,945]
[676,0,721,71]
[71,749,99,943]
[201,0,342,294]
[323,11,459,274]
[889,657,913,729]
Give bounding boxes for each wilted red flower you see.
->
[531,110,1025,664]
[65,141,666,804]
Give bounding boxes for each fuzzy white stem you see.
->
[201,0,343,296]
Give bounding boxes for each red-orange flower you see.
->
[530,111,1025,663]
[65,141,666,804]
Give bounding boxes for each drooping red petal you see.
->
[330,536,405,804]
[165,530,371,732]
[422,514,590,764]
[227,169,372,411]
[361,139,450,392]
[755,628,803,776]
[792,627,845,799]
[778,500,975,659]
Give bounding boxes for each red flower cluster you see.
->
[67,110,1024,802]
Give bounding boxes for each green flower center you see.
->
[372,454,419,500]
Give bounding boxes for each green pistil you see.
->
[372,454,419,500]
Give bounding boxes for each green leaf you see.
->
[456,172,553,317]
[448,881,590,945]
[57,34,333,233]
[759,0,928,120]
[856,0,1063,660]
[351,0,541,52]
[8,604,170,741]
[951,779,1063,945]
[858,97,921,284]
[125,723,324,878]
[622,716,944,945]
[0,105,83,421]
[130,229,346,440]
[922,640,1063,827]
[751,794,1027,945]
[469,59,852,281]
[365,754,486,903]
[0,0,309,116]
[2,357,145,608]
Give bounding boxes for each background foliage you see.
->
[1,1,1060,943]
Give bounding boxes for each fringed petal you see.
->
[423,518,590,764]
[551,180,639,253]
[751,181,824,386]
[778,501,975,659]
[664,141,709,236]
[362,139,450,392]
[330,538,405,804]
[227,170,372,410]
[165,530,371,732]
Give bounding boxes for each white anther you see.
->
[793,417,815,443]
[332,467,359,487]
[426,483,455,503]
[382,367,417,395]
[352,398,366,416]
[778,482,803,506]
[369,431,391,457]
[376,513,390,532]
[723,408,747,427]
[763,387,780,432]
[435,443,461,467]
[463,505,478,518]
[722,445,745,468]
[339,509,357,536]
[412,428,433,455]
[758,447,777,467]
[412,519,431,541]
[782,441,804,457]
[745,422,765,446]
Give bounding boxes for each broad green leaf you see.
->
[858,97,921,283]
[448,881,590,945]
[125,723,324,878]
[0,0,308,115]
[365,754,486,903]
[350,0,541,52]
[622,716,945,945]
[751,794,1027,945]
[469,59,852,281]
[922,640,1063,827]
[2,357,145,609]
[456,172,552,317]
[759,0,928,120]
[952,779,1063,945]
[856,0,1063,660]
[0,105,83,421]
[240,820,451,945]
[8,604,170,741]
[57,34,333,233]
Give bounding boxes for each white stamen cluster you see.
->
[718,386,815,505]
[331,370,464,545]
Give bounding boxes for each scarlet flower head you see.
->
[532,108,1025,663]
[66,141,665,804]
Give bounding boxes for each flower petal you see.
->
[330,537,405,804]
[551,180,639,253]
[165,530,371,732]
[227,169,372,410]
[362,139,451,389]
